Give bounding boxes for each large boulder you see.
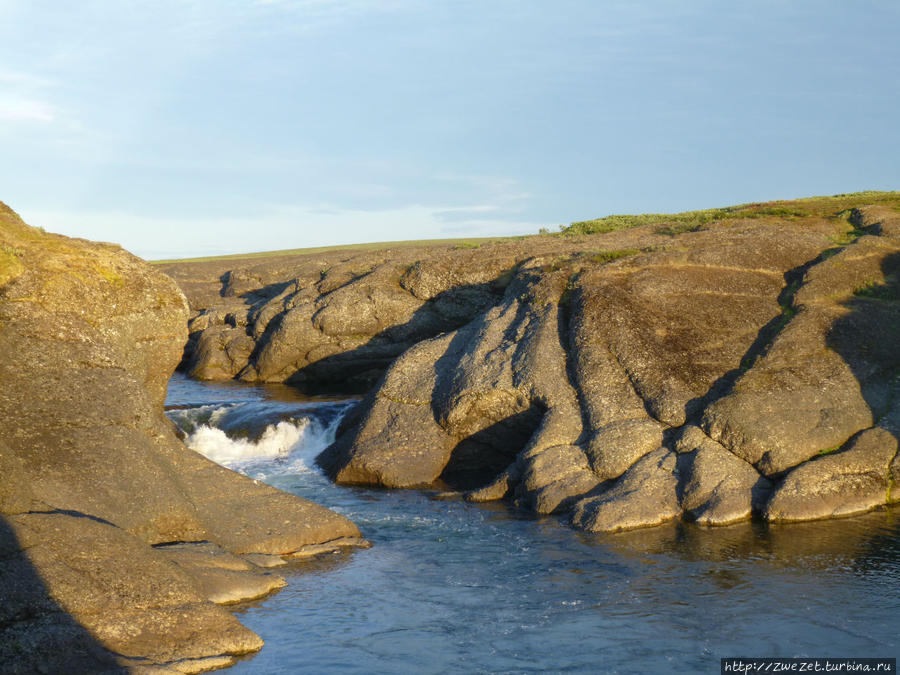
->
[317,201,900,532]
[702,227,900,476]
[318,262,599,507]
[0,202,364,672]
[765,415,899,521]
[570,448,681,533]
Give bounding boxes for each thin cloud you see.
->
[0,70,55,87]
[433,205,503,223]
[433,172,533,205]
[0,96,55,123]
[245,0,419,32]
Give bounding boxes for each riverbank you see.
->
[2,190,898,671]
[161,192,900,533]
[169,373,900,673]
[0,202,366,672]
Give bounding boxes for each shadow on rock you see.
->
[757,249,900,520]
[225,272,293,302]
[279,280,506,394]
[0,516,124,674]
[440,405,545,491]
[683,246,838,424]
[827,251,900,429]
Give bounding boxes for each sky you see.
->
[1,1,898,260]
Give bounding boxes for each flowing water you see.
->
[166,373,900,673]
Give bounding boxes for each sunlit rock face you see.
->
[165,196,900,535]
[0,202,363,673]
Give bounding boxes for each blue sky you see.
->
[1,1,898,259]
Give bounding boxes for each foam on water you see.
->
[166,391,351,475]
[184,418,310,466]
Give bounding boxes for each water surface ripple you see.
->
[165,374,900,674]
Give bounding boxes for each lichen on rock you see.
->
[0,202,364,672]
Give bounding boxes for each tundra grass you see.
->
[152,191,900,265]
[151,236,511,264]
[562,190,900,236]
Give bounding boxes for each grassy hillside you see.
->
[562,191,900,236]
[151,236,510,265]
[152,191,900,264]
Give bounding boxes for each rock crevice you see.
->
[164,196,900,538]
[317,206,900,530]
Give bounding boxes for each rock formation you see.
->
[163,194,900,535]
[0,202,365,673]
[159,232,653,392]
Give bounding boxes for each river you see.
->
[165,373,900,673]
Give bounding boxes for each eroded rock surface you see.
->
[317,201,900,531]
[0,202,364,673]
[159,231,654,392]
[166,195,900,537]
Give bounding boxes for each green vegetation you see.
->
[561,190,900,237]
[654,219,713,236]
[818,246,844,261]
[493,267,516,290]
[773,281,801,338]
[828,210,869,245]
[0,243,25,286]
[543,256,572,273]
[818,445,842,456]
[566,209,729,236]
[854,279,897,301]
[151,191,900,265]
[540,248,643,278]
[97,265,124,286]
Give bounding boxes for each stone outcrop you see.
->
[318,201,900,530]
[158,231,655,392]
[165,194,900,536]
[0,202,365,673]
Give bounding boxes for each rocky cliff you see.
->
[163,193,900,535]
[0,203,365,673]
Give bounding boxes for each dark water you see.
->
[166,374,900,674]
